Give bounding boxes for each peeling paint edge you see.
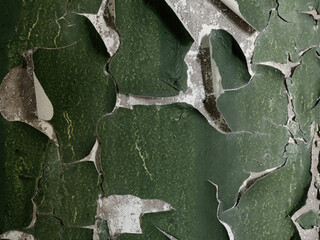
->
[208,180,234,240]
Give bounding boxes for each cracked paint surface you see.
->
[1,0,319,239]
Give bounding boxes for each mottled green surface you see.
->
[278,0,320,54]
[98,104,290,239]
[34,143,100,227]
[0,0,114,236]
[30,215,63,240]
[218,65,288,133]
[236,0,276,31]
[25,214,94,239]
[110,0,193,97]
[1,0,319,239]
[0,122,48,232]
[99,105,228,239]
[210,29,250,90]
[221,142,311,239]
[229,0,319,239]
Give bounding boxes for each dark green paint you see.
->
[0,0,21,80]
[221,142,312,239]
[210,29,250,89]
[218,65,288,133]
[99,105,229,239]
[1,0,114,235]
[0,121,48,232]
[0,0,23,231]
[98,104,290,239]
[34,143,101,227]
[110,0,193,96]
[30,215,63,240]
[252,11,299,64]
[0,0,319,239]
[236,0,276,31]
[25,214,94,239]
[278,0,320,54]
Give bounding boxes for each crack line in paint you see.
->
[54,13,62,48]
[135,141,153,181]
[63,111,75,140]
[208,180,235,240]
[27,8,41,40]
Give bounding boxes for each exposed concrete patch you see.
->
[164,0,258,72]
[0,231,34,240]
[95,195,174,239]
[77,0,120,57]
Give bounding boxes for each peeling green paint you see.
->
[1,0,319,239]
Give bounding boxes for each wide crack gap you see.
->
[291,126,320,240]
[25,140,54,229]
[207,181,235,240]
[275,0,292,24]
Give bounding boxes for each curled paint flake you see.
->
[164,0,258,69]
[155,225,179,240]
[114,0,258,133]
[0,48,58,145]
[96,195,174,239]
[219,0,246,22]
